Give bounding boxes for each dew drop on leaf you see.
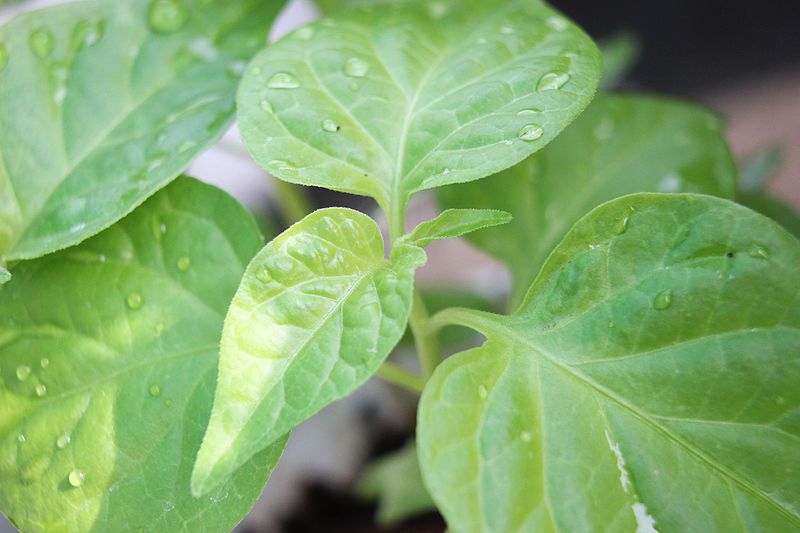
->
[0,44,8,71]
[40,357,50,369]
[255,266,272,284]
[517,108,541,115]
[747,244,769,260]
[344,57,368,78]
[126,292,144,310]
[478,384,488,400]
[56,433,71,449]
[35,384,47,397]
[499,24,514,34]
[147,0,188,34]
[149,384,162,397]
[518,124,544,142]
[321,119,340,132]
[17,434,26,444]
[68,469,86,487]
[29,28,54,59]
[653,289,673,310]
[71,19,104,50]
[177,256,191,271]
[267,72,299,89]
[164,399,173,407]
[614,215,630,235]
[537,72,570,91]
[177,140,196,153]
[259,98,272,113]
[521,431,532,442]
[546,16,568,31]
[16,365,31,381]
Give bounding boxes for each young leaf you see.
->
[402,209,511,248]
[192,208,426,496]
[358,441,435,525]
[0,0,284,262]
[418,193,800,532]
[0,178,284,532]
[238,0,601,236]
[438,94,737,306]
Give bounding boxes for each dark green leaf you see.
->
[739,191,800,239]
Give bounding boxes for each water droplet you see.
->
[177,256,191,271]
[57,433,71,449]
[148,0,188,34]
[35,384,47,397]
[518,124,544,142]
[521,431,532,442]
[614,215,629,235]
[16,365,31,381]
[259,98,272,113]
[546,16,568,31]
[72,19,104,50]
[177,140,196,153]
[267,72,299,89]
[68,469,85,487]
[499,24,514,34]
[127,292,144,310]
[29,29,54,59]
[747,245,769,260]
[478,385,488,400]
[517,108,541,116]
[321,118,340,132]
[344,57,368,78]
[295,27,314,40]
[653,290,672,310]
[164,399,173,407]
[0,44,8,71]
[40,358,50,369]
[255,266,272,284]
[266,160,296,174]
[17,434,26,444]
[149,384,162,397]
[537,72,570,91]
[98,254,106,263]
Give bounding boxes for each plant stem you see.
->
[272,178,313,224]
[388,205,406,243]
[427,306,499,337]
[409,290,441,378]
[377,363,425,393]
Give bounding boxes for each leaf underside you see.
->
[0,178,283,532]
[419,193,800,532]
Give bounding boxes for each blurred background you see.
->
[1,0,798,531]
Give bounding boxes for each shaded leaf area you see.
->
[0,178,283,532]
[193,209,426,496]
[0,0,284,261]
[419,194,800,532]
[739,192,800,239]
[439,94,737,306]
[239,0,600,234]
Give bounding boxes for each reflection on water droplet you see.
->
[68,469,85,487]
[127,292,144,310]
[255,266,272,284]
[546,16,568,31]
[517,108,541,116]
[149,384,162,397]
[268,72,299,89]
[40,358,50,369]
[72,19,104,50]
[614,215,629,235]
[653,290,672,310]
[478,385,488,400]
[321,119,340,132]
[266,160,296,174]
[295,27,314,40]
[259,98,272,113]
[148,0,188,34]
[500,24,514,34]
[57,433,71,449]
[177,256,191,271]
[177,140,196,153]
[0,44,8,71]
[16,365,31,381]
[537,72,569,91]
[344,57,368,77]
[35,384,47,397]
[747,245,769,260]
[518,124,543,141]
[18,434,26,444]
[30,29,54,59]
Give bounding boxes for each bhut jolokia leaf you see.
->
[0,0,284,262]
[0,178,284,532]
[598,31,639,88]
[238,0,601,237]
[418,193,800,532]
[0,266,8,285]
[439,93,737,306]
[192,208,426,496]
[401,209,511,248]
[358,441,435,526]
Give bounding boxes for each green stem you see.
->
[388,204,406,243]
[409,290,442,378]
[377,363,425,393]
[273,178,313,224]
[427,306,499,337]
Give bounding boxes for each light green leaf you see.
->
[0,177,284,532]
[358,441,435,526]
[0,0,284,261]
[0,266,8,285]
[402,209,511,248]
[439,93,737,306]
[598,31,639,88]
[738,145,784,193]
[192,208,426,496]
[418,193,800,532]
[238,0,601,237]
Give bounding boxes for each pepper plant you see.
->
[0,0,798,532]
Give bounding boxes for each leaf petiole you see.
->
[376,362,426,394]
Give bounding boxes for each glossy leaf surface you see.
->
[402,209,511,248]
[0,0,283,261]
[418,193,800,532]
[239,0,601,234]
[0,178,283,532]
[439,94,737,305]
[192,208,426,496]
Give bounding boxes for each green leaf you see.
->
[738,145,784,193]
[402,209,511,248]
[0,266,8,285]
[0,0,284,261]
[0,177,284,532]
[598,31,639,88]
[192,208,426,496]
[739,191,800,239]
[238,0,601,237]
[358,441,435,526]
[418,193,800,532]
[439,93,737,306]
